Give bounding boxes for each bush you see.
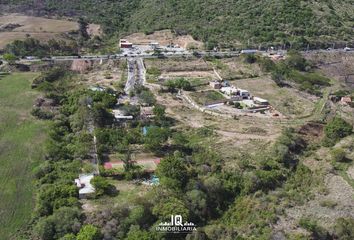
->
[146,67,161,76]
[330,148,346,162]
[334,218,354,240]
[165,78,192,92]
[286,50,310,71]
[299,218,330,240]
[243,54,257,64]
[77,225,101,240]
[31,107,54,119]
[324,117,352,143]
[3,53,17,64]
[90,176,116,197]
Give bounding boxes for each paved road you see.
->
[136,58,146,86]
[9,48,354,63]
[125,58,136,94]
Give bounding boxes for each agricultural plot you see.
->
[0,14,100,48]
[189,90,226,105]
[0,73,47,239]
[145,58,215,86]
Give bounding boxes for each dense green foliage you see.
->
[324,117,352,144]
[76,225,102,240]
[4,38,79,57]
[165,78,193,92]
[257,51,331,95]
[3,0,354,48]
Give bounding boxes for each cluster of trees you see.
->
[164,78,193,92]
[23,67,130,239]
[257,51,331,95]
[130,86,156,106]
[4,38,79,57]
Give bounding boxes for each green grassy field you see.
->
[0,72,47,239]
[190,90,226,105]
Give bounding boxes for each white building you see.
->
[75,174,95,199]
[220,86,238,96]
[112,109,133,120]
[239,89,250,99]
[253,97,269,105]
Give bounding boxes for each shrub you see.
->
[334,218,354,240]
[77,225,101,240]
[330,148,346,162]
[299,218,329,240]
[31,107,54,120]
[90,176,116,197]
[324,117,352,144]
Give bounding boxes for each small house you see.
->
[254,97,269,105]
[241,49,258,54]
[120,39,133,48]
[239,89,250,99]
[209,81,222,89]
[150,42,161,50]
[220,86,238,96]
[75,174,95,199]
[112,109,133,120]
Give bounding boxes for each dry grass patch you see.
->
[124,29,203,49]
[0,13,101,48]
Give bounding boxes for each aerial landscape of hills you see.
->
[0,1,354,240]
[2,0,354,48]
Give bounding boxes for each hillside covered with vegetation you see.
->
[2,0,354,49]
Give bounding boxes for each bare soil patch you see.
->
[124,29,203,49]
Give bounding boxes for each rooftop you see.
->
[75,174,95,195]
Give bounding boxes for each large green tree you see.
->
[77,225,101,240]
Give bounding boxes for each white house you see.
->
[239,89,250,99]
[112,109,133,120]
[220,86,238,96]
[253,97,269,105]
[75,173,95,199]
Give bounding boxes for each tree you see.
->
[153,105,167,125]
[50,207,82,238]
[186,190,208,223]
[78,18,90,40]
[77,225,101,240]
[59,233,76,240]
[156,153,188,188]
[3,53,17,64]
[144,127,170,152]
[138,89,156,106]
[286,50,309,71]
[34,217,55,240]
[91,176,114,197]
[126,228,154,240]
[243,54,257,64]
[92,103,114,127]
[122,148,137,174]
[153,197,189,222]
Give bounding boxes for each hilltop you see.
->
[1,0,354,48]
